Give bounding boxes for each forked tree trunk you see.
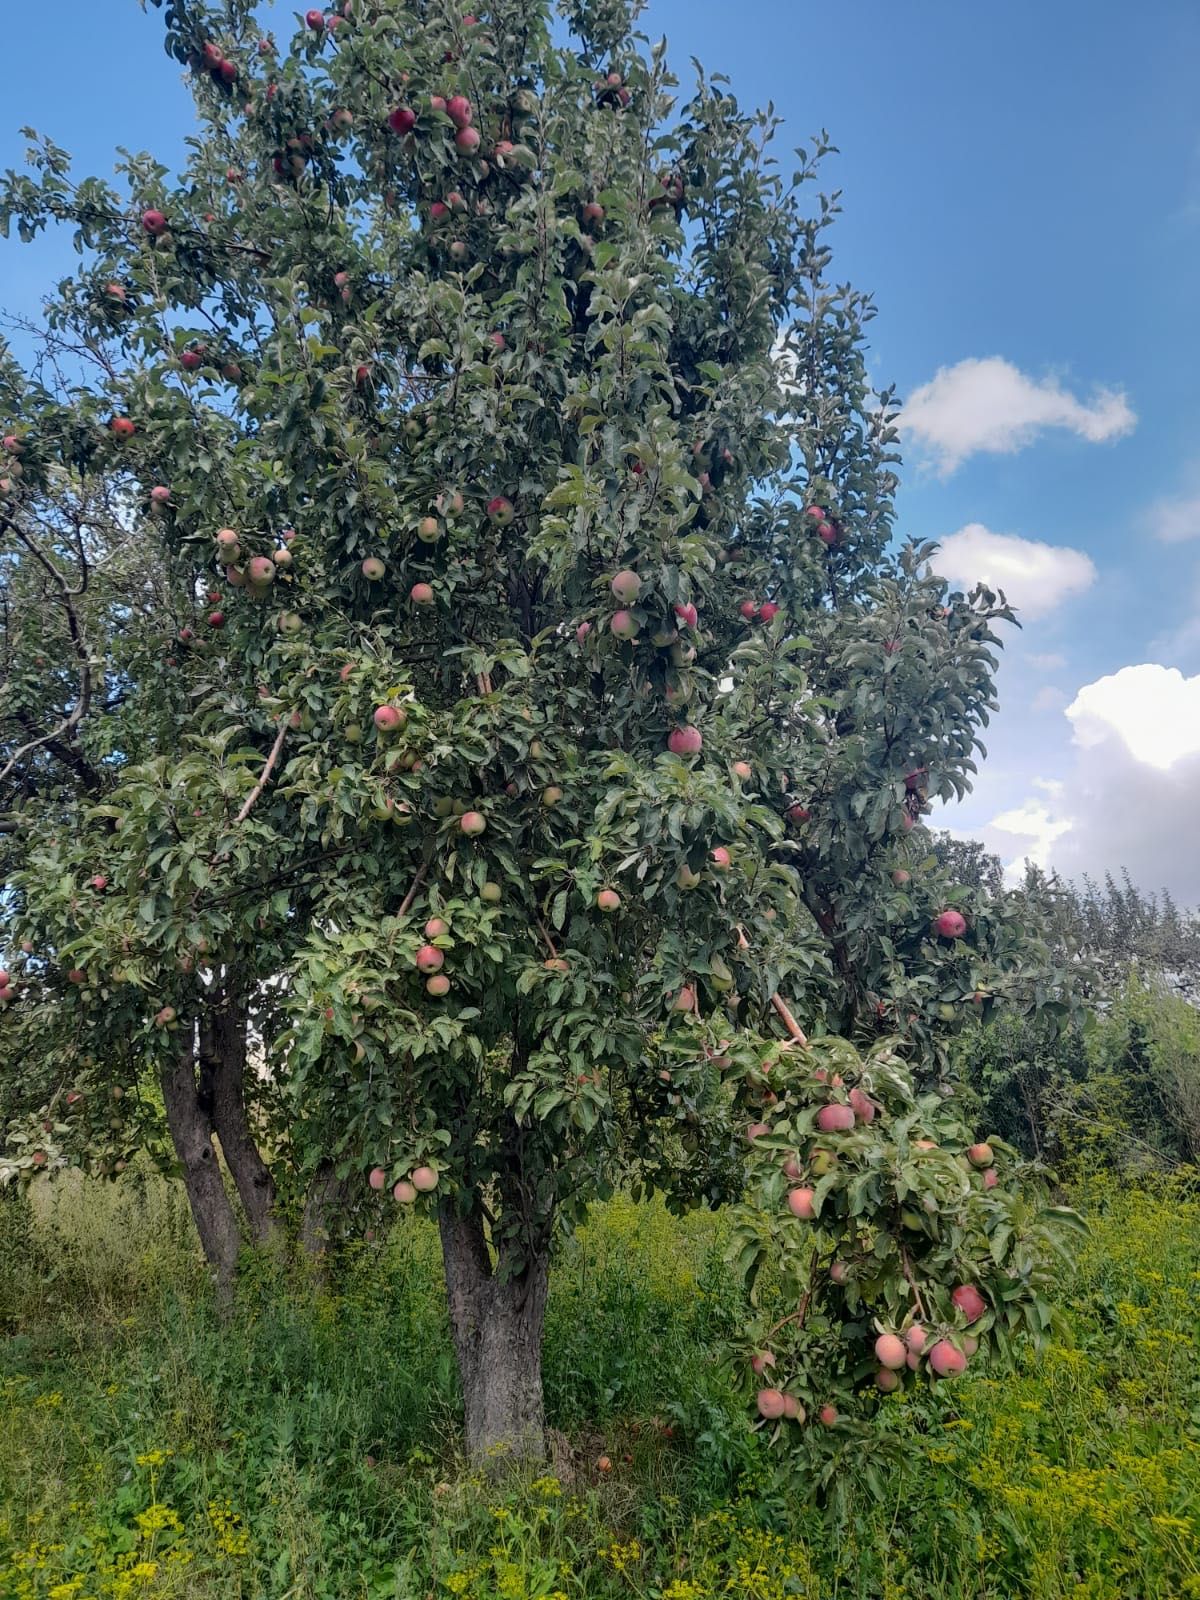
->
[160,1026,242,1301]
[198,1000,277,1244]
[439,1204,550,1467]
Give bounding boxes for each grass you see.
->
[1,1173,1199,1599]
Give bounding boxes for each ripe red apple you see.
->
[609,609,638,641]
[905,1325,928,1354]
[426,974,451,997]
[387,105,416,134]
[460,810,486,836]
[739,600,759,621]
[805,504,826,520]
[610,568,641,603]
[817,521,836,545]
[596,888,620,913]
[709,846,731,873]
[368,1166,387,1190]
[410,582,434,605]
[668,725,702,756]
[786,804,811,824]
[673,601,698,628]
[454,126,481,155]
[756,1388,786,1421]
[305,9,325,28]
[750,1350,776,1375]
[746,1121,770,1142]
[67,969,87,984]
[214,528,241,559]
[829,1259,849,1285]
[782,1394,804,1421]
[787,1187,816,1220]
[110,417,136,438]
[759,601,780,623]
[928,1339,967,1378]
[141,208,167,235]
[732,761,753,780]
[818,1404,838,1426]
[982,1167,999,1190]
[672,985,696,1012]
[875,1368,901,1393]
[149,485,171,505]
[891,868,910,887]
[105,281,127,301]
[373,705,406,733]
[967,1141,994,1168]
[575,621,592,644]
[848,1087,876,1124]
[361,556,386,580]
[816,1103,855,1135]
[0,970,8,989]
[89,874,108,893]
[952,1284,986,1323]
[875,1333,907,1370]
[487,495,514,525]
[207,610,225,629]
[411,1165,438,1192]
[180,348,204,372]
[247,556,276,586]
[424,917,450,939]
[582,201,605,224]
[933,909,967,939]
[392,1179,417,1203]
[415,945,445,975]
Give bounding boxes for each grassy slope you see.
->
[1,1174,1199,1600]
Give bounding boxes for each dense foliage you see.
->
[1,0,1079,1458]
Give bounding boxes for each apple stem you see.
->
[900,1243,928,1321]
[234,718,289,823]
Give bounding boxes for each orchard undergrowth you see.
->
[1,1174,1198,1600]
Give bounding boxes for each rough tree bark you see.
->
[438,1203,551,1467]
[160,1024,242,1300]
[198,996,277,1244]
[299,1160,354,1275]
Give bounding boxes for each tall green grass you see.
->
[2,1173,1199,1599]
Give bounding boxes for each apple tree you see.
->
[0,0,1075,1461]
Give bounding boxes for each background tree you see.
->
[1,0,1074,1462]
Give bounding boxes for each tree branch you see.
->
[233,720,289,824]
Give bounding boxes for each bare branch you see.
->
[233,720,289,824]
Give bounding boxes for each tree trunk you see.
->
[198,1000,277,1244]
[438,1204,550,1467]
[160,1025,242,1301]
[299,1161,353,1275]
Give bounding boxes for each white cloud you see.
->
[980,667,1200,901]
[902,356,1136,474]
[1066,664,1200,771]
[933,524,1097,619]
[1032,686,1068,713]
[1151,490,1200,544]
[1029,652,1066,671]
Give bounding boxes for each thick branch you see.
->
[233,720,288,823]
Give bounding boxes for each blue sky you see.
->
[4,0,1200,897]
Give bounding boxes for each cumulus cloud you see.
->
[1150,490,1200,544]
[902,357,1136,474]
[985,666,1200,902]
[933,524,1097,619]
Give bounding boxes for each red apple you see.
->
[373,705,406,733]
[141,208,167,235]
[667,725,702,757]
[756,1388,786,1421]
[410,582,434,605]
[368,1166,387,1191]
[415,945,445,974]
[361,556,386,580]
[816,1104,855,1134]
[392,1179,417,1203]
[848,1087,876,1124]
[487,495,514,525]
[110,417,136,439]
[673,601,698,628]
[446,94,473,127]
[787,1187,816,1220]
[933,909,967,940]
[982,1167,999,1190]
[454,126,481,155]
[426,974,451,997]
[305,9,325,29]
[967,1141,994,1168]
[875,1333,907,1370]
[411,1165,438,1192]
[759,601,780,623]
[739,600,759,621]
[710,846,731,872]
[246,556,276,586]
[952,1284,986,1323]
[596,888,620,913]
[207,610,225,629]
[928,1339,967,1378]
